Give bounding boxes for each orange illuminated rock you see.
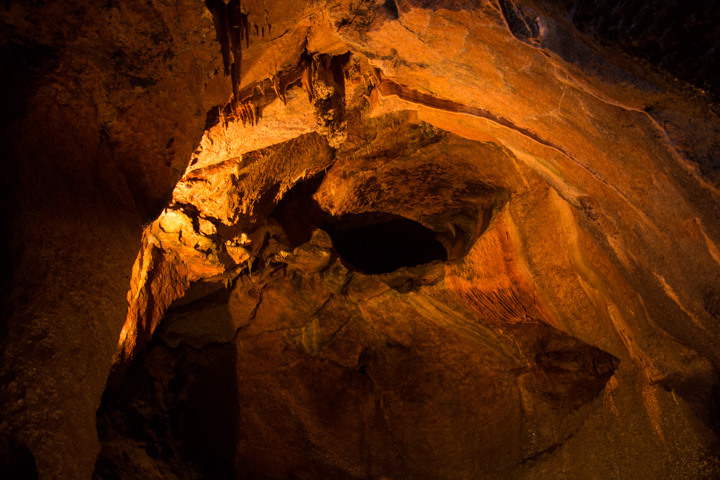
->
[2,0,720,479]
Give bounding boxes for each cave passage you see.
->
[270,174,449,274]
[329,214,448,274]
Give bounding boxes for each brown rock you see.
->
[2,0,720,479]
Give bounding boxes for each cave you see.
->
[326,213,448,274]
[268,173,451,274]
[2,1,720,479]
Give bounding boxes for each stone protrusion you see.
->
[206,0,250,103]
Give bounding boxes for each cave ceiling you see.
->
[1,0,720,479]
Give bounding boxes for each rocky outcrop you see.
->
[2,0,720,479]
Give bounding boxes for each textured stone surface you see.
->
[0,0,225,477]
[2,0,720,479]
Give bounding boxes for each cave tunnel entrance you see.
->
[270,173,448,274]
[328,213,448,274]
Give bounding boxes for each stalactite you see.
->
[225,100,258,127]
[301,62,315,103]
[227,0,243,102]
[206,0,232,75]
[219,105,227,130]
[207,0,249,104]
[250,101,257,125]
[240,103,250,126]
[242,12,250,48]
[272,75,287,105]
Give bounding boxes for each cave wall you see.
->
[1,0,719,479]
[0,1,228,477]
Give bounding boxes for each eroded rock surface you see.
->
[2,0,720,479]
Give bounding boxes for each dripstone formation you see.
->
[1,1,719,479]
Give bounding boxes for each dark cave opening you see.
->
[270,173,448,274]
[328,213,448,274]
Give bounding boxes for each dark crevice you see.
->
[95,281,249,479]
[383,0,399,19]
[94,323,239,479]
[204,105,221,131]
[498,0,540,42]
[269,171,327,247]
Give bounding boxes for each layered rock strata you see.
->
[1,0,719,479]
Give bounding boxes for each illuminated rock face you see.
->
[1,1,720,479]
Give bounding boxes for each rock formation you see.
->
[1,0,719,479]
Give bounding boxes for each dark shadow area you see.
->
[0,444,38,480]
[269,171,327,247]
[383,0,399,19]
[0,42,58,128]
[0,41,58,356]
[547,0,720,98]
[0,212,12,354]
[498,0,539,42]
[270,173,448,274]
[328,213,448,274]
[93,289,239,480]
[531,329,618,409]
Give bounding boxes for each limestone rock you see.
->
[2,0,720,479]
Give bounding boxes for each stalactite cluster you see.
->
[206,0,249,104]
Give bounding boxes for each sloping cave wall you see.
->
[1,0,720,479]
[0,1,230,477]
